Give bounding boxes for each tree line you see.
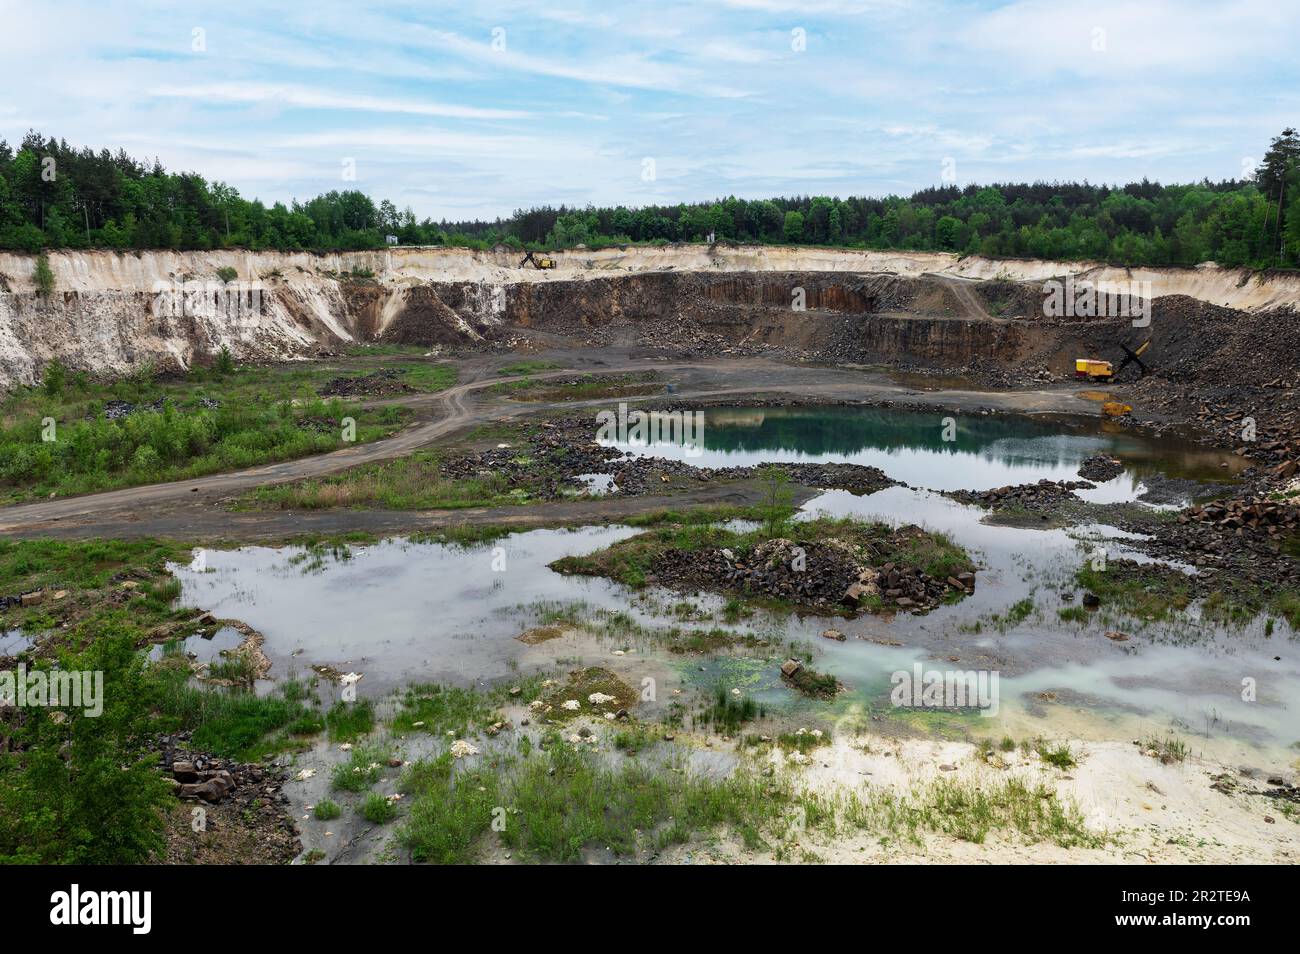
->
[2,128,1299,269]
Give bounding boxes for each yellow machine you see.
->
[1075,358,1114,381]
[519,250,556,269]
[1075,339,1152,382]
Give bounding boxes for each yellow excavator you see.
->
[1074,339,1152,382]
[519,250,556,270]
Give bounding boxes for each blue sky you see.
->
[5,0,1299,220]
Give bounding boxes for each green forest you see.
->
[2,128,1299,268]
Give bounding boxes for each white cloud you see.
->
[149,82,530,120]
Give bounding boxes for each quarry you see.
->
[2,244,1299,866]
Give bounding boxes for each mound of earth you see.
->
[948,478,1093,511]
[318,369,414,397]
[648,531,971,613]
[1077,455,1123,482]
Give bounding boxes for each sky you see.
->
[4,0,1299,221]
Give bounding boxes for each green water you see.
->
[604,405,1244,496]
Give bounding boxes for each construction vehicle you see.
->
[1074,338,1152,382]
[1074,358,1115,381]
[519,250,556,270]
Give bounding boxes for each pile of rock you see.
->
[650,535,972,614]
[160,738,288,809]
[1179,498,1300,537]
[102,397,167,420]
[318,369,414,397]
[714,461,897,495]
[949,478,1092,511]
[1077,454,1124,482]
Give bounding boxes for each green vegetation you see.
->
[331,744,391,792]
[1035,740,1079,770]
[0,627,173,863]
[215,266,238,283]
[552,515,972,602]
[496,359,561,376]
[698,686,762,734]
[360,792,398,825]
[0,538,333,861]
[1079,558,1300,629]
[390,682,513,737]
[491,371,661,402]
[0,360,420,502]
[240,450,520,511]
[396,733,1104,863]
[7,128,1300,269]
[1141,733,1189,764]
[32,252,54,294]
[784,664,841,699]
[1077,561,1194,622]
[313,800,342,821]
[326,699,374,742]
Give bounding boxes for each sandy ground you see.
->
[655,734,1297,865]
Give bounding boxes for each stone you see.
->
[172,760,199,782]
[1082,592,1101,608]
[821,628,846,642]
[780,658,803,677]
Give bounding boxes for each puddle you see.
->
[0,629,33,656]
[573,473,618,496]
[148,625,245,663]
[601,404,1246,497]
[171,527,650,695]
[170,467,1293,762]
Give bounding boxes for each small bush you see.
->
[313,800,342,820]
[33,253,55,296]
[361,792,398,824]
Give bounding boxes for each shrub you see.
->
[42,359,66,397]
[33,252,55,296]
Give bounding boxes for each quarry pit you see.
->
[3,244,1299,865]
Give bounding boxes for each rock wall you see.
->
[1,245,1296,389]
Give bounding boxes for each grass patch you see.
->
[1076,560,1193,621]
[0,362,415,502]
[360,792,398,825]
[391,683,511,737]
[238,450,530,511]
[313,800,342,820]
[326,699,375,742]
[698,686,762,734]
[536,668,637,722]
[1035,740,1079,770]
[331,744,392,792]
[1140,733,1189,764]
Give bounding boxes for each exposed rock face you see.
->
[6,246,1300,395]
